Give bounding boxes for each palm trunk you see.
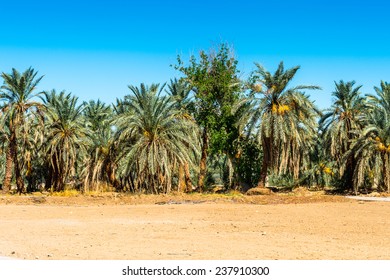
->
[344,156,354,191]
[51,155,62,192]
[26,160,33,192]
[128,172,135,192]
[26,175,33,193]
[227,155,234,188]
[45,166,53,192]
[105,161,119,190]
[344,119,356,192]
[2,147,13,193]
[184,161,193,192]
[257,158,269,188]
[197,128,208,192]
[257,137,271,188]
[372,174,379,192]
[227,154,243,190]
[385,155,390,193]
[10,129,24,194]
[53,171,61,192]
[178,164,186,192]
[13,154,24,194]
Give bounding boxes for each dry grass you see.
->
[0,189,350,206]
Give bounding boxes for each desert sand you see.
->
[0,193,389,260]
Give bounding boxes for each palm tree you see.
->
[248,62,320,188]
[114,83,199,194]
[83,100,118,192]
[320,80,365,190]
[41,90,90,192]
[348,111,390,193]
[369,81,390,112]
[0,67,43,193]
[304,135,336,189]
[166,78,196,192]
[166,78,194,115]
[0,154,5,190]
[22,113,46,192]
[0,114,11,193]
[348,81,390,193]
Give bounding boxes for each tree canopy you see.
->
[0,47,389,195]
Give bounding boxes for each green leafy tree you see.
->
[174,43,242,190]
[231,136,262,189]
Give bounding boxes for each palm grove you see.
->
[1,45,389,195]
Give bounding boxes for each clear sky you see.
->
[0,0,389,109]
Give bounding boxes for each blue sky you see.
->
[0,0,389,109]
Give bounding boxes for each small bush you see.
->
[51,189,80,197]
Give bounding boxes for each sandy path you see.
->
[0,201,389,260]
[346,196,390,202]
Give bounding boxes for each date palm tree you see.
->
[42,90,91,192]
[0,67,43,193]
[0,114,11,193]
[114,83,200,193]
[320,81,366,190]
[369,81,390,112]
[348,81,390,193]
[166,78,196,192]
[23,113,46,192]
[83,100,118,191]
[248,62,320,188]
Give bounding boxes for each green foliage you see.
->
[320,81,365,161]
[1,49,390,195]
[175,43,242,155]
[301,137,338,189]
[346,81,390,193]
[82,100,117,192]
[268,173,301,191]
[0,116,8,183]
[232,137,262,189]
[248,61,320,187]
[320,80,366,191]
[114,83,200,193]
[165,78,194,116]
[0,154,4,183]
[42,90,91,191]
[0,67,44,193]
[174,43,245,189]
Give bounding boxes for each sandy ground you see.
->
[0,193,389,260]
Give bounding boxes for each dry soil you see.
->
[0,192,389,260]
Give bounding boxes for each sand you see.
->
[0,194,389,260]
